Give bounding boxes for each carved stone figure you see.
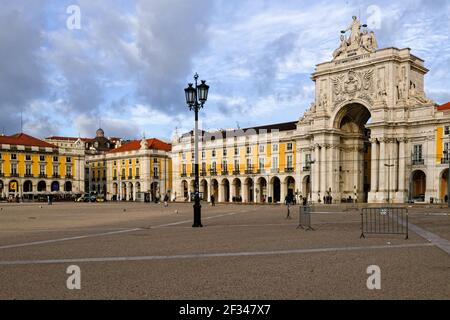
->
[333,35,348,59]
[345,16,361,48]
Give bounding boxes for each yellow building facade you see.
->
[0,133,85,200]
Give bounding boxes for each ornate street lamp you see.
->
[184,73,210,227]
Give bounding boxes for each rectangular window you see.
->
[444,143,450,161]
[287,155,293,168]
[53,156,58,162]
[202,151,205,159]
[129,168,132,177]
[259,145,265,153]
[53,165,59,176]
[129,159,132,165]
[66,157,72,163]
[413,144,423,161]
[113,169,117,178]
[212,149,216,157]
[272,144,278,152]
[40,164,45,175]
[182,153,186,160]
[66,165,72,176]
[222,160,227,172]
[202,162,206,173]
[11,163,17,175]
[246,146,251,154]
[11,154,17,160]
[259,158,265,170]
[182,164,186,175]
[136,158,139,164]
[25,154,32,161]
[25,164,32,175]
[234,160,239,172]
[113,161,117,166]
[246,158,252,169]
[40,155,45,162]
[234,147,239,155]
[223,149,227,156]
[154,167,159,178]
[287,143,293,151]
[122,168,125,177]
[136,167,140,177]
[305,154,311,163]
[445,126,450,135]
[211,162,216,171]
[272,156,278,169]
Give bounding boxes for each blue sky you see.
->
[1,0,449,141]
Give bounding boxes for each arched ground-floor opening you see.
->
[64,181,72,192]
[181,180,188,200]
[121,182,127,201]
[285,176,295,198]
[244,178,254,203]
[23,180,33,193]
[256,177,267,203]
[440,169,449,203]
[211,179,219,202]
[302,175,311,201]
[411,170,426,202]
[0,180,4,198]
[200,179,208,201]
[220,178,230,202]
[270,177,280,203]
[51,181,60,192]
[232,178,242,202]
[151,182,159,202]
[37,181,46,192]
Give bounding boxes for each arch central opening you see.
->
[335,103,372,203]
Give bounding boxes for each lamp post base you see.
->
[192,202,203,228]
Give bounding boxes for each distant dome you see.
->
[96,128,105,137]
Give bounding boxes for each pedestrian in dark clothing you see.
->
[211,194,215,206]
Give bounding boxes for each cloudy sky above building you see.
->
[1,0,449,141]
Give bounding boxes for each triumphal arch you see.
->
[295,16,443,204]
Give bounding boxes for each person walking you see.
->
[285,194,292,219]
[211,194,215,206]
[163,193,169,207]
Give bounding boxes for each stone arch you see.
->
[37,181,46,192]
[411,170,426,202]
[8,180,19,194]
[181,180,188,200]
[332,100,372,131]
[64,181,72,192]
[231,178,242,202]
[51,181,60,192]
[285,176,296,197]
[270,176,281,203]
[210,179,219,201]
[244,177,254,203]
[440,169,449,203]
[200,179,208,201]
[256,177,267,203]
[23,180,33,193]
[220,178,230,202]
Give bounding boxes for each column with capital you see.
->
[398,138,407,202]
[370,138,379,193]
[379,139,386,198]
[321,145,327,196]
[313,145,320,201]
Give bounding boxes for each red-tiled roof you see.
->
[109,138,171,154]
[0,133,56,148]
[437,102,450,111]
[45,136,94,142]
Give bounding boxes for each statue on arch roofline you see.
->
[333,16,379,60]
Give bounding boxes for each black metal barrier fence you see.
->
[297,205,314,230]
[360,207,408,239]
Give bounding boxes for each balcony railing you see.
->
[113,176,117,180]
[233,170,240,175]
[134,175,140,179]
[39,173,47,178]
[181,173,187,177]
[270,168,279,174]
[245,167,254,174]
[412,159,424,166]
[25,173,33,178]
[66,174,73,179]
[256,169,265,174]
[10,173,19,177]
[303,166,311,172]
[153,175,160,180]
[284,167,294,173]
[190,172,196,177]
[200,171,207,177]
[210,170,217,176]
[221,170,229,176]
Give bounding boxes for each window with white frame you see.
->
[25,154,31,161]
[246,146,251,154]
[272,156,278,169]
[287,154,293,168]
[182,164,186,175]
[259,158,265,170]
[287,142,293,151]
[413,144,423,163]
[234,159,239,172]
[445,126,450,135]
[53,165,59,176]
[272,144,278,152]
[25,164,32,176]
[246,158,252,169]
[259,144,265,153]
[11,163,17,175]
[222,160,227,172]
[234,147,239,155]
[39,164,46,175]
[444,142,450,161]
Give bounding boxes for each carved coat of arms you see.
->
[331,69,374,106]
